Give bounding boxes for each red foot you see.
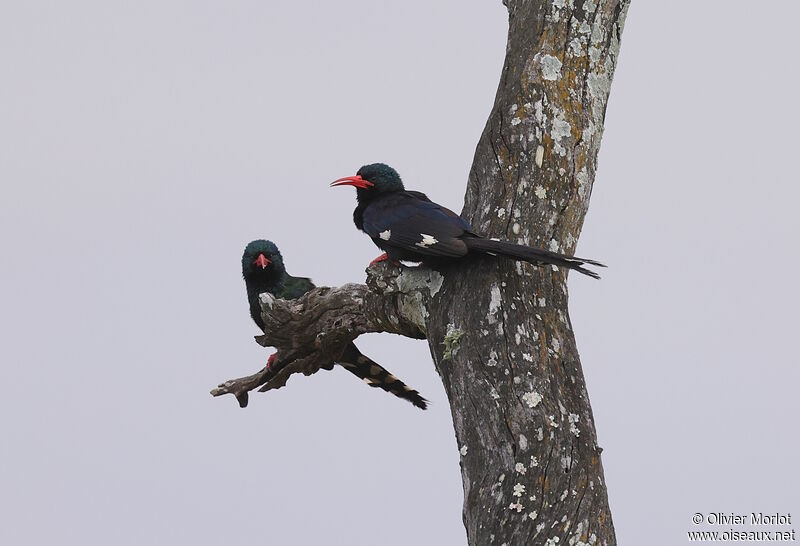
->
[267,352,277,371]
[368,253,389,267]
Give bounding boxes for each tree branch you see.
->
[211,262,437,404]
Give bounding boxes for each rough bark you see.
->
[436,1,630,544]
[210,271,434,406]
[213,0,629,543]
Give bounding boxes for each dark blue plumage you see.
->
[332,163,604,278]
[361,190,475,260]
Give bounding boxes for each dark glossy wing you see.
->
[362,191,473,258]
[276,275,315,299]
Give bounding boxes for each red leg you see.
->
[368,253,389,267]
[267,352,276,371]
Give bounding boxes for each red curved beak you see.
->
[330,175,374,189]
[255,254,271,269]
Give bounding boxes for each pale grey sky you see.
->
[1,1,798,545]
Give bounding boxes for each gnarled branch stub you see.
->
[211,262,441,404]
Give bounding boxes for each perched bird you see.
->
[331,163,605,278]
[242,239,428,409]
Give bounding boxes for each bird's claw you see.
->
[368,253,390,267]
[368,253,400,267]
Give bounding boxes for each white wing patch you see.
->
[379,229,391,241]
[415,233,438,248]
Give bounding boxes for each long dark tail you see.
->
[464,237,605,279]
[339,343,428,410]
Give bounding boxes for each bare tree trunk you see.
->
[213,1,630,543]
[426,1,630,544]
